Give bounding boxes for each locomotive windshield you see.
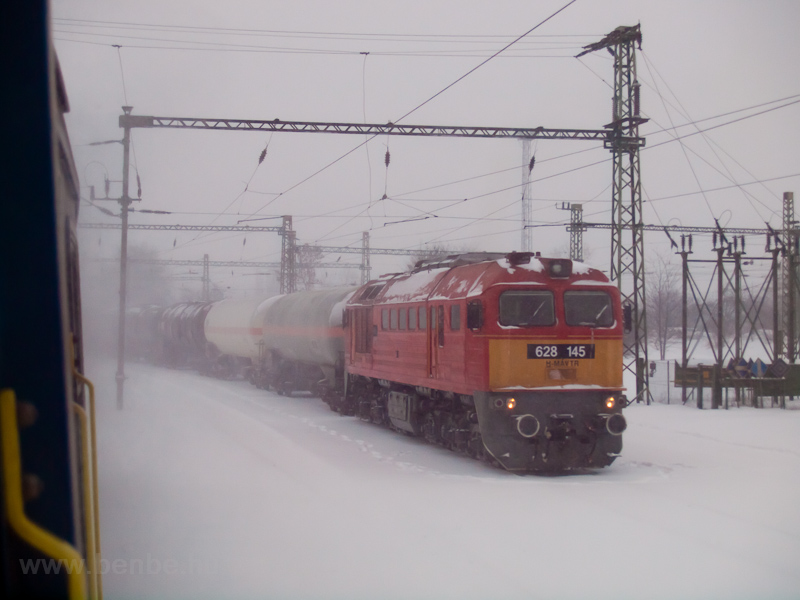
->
[564,291,614,327]
[499,290,554,327]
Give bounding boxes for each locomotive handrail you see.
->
[72,403,100,600]
[0,389,87,600]
[71,345,104,600]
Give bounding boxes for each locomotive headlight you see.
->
[507,398,517,410]
[547,258,572,278]
[605,396,616,409]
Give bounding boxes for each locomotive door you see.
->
[428,304,444,379]
[352,307,373,367]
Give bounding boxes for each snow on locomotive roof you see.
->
[496,256,545,273]
[375,267,450,303]
[359,252,611,306]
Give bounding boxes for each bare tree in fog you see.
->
[646,252,682,360]
[296,243,324,290]
[405,244,472,271]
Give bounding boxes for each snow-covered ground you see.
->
[88,359,800,600]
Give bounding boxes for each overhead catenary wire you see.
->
[72,15,798,264]
[640,51,784,221]
[246,0,581,233]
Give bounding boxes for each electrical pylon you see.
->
[579,25,650,401]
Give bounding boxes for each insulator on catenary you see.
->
[259,147,267,165]
[528,156,536,174]
[385,150,390,167]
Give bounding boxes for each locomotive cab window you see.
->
[450,304,461,331]
[419,306,427,330]
[408,306,417,330]
[499,291,554,327]
[399,308,407,330]
[564,291,614,327]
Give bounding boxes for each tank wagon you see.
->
[246,287,357,395]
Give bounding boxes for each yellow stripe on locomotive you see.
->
[488,337,623,391]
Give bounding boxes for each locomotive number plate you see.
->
[527,344,595,359]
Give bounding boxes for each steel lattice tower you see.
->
[361,231,372,284]
[783,192,798,361]
[280,215,296,294]
[569,203,585,262]
[579,25,650,400]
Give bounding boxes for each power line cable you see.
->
[247,0,580,230]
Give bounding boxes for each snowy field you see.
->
[88,359,800,600]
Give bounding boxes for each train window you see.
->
[499,291,555,327]
[419,307,427,330]
[467,300,484,330]
[399,308,407,330]
[564,291,614,327]
[382,308,389,330]
[364,284,385,300]
[390,308,398,330]
[450,304,461,331]
[437,305,445,347]
[409,306,417,330]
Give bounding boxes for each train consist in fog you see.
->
[130,252,628,472]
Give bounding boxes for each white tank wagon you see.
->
[203,297,264,377]
[253,286,358,395]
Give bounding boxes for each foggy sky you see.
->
[53,0,800,294]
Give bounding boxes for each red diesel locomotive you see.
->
[333,251,627,471]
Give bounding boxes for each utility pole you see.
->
[115,106,134,410]
[732,236,744,407]
[712,228,726,410]
[579,25,650,401]
[521,139,533,252]
[678,235,692,406]
[202,253,210,301]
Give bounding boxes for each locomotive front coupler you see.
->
[544,414,575,442]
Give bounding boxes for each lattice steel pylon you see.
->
[569,203,585,262]
[280,215,296,294]
[783,192,798,362]
[361,231,372,284]
[579,25,650,401]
